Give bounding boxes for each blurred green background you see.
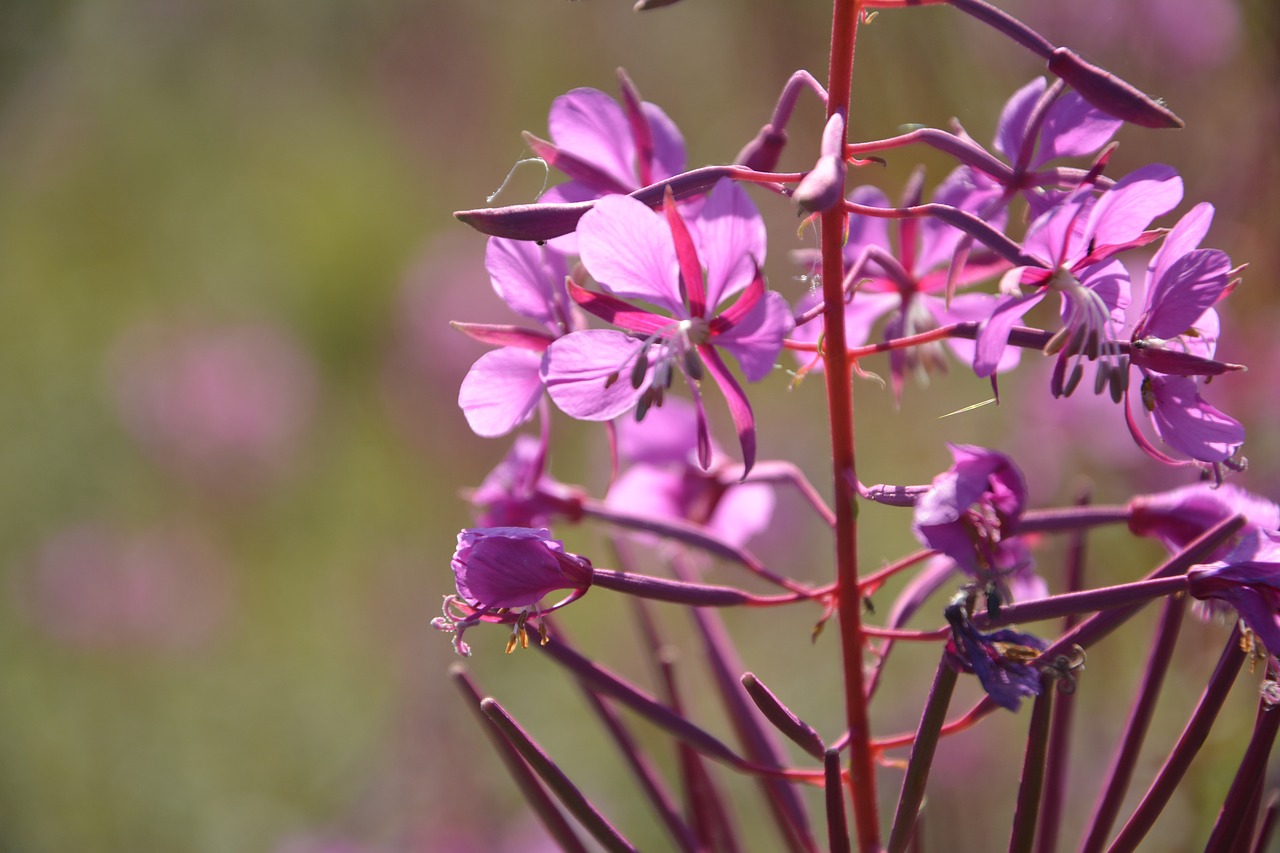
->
[2,1,1277,850]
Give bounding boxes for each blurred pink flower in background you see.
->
[16,522,232,651]
[1009,0,1241,73]
[112,321,318,494]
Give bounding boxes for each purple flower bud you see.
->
[452,527,592,611]
[1046,48,1184,129]
[793,113,846,213]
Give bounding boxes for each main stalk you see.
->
[821,1,879,850]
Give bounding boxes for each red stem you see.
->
[823,2,879,850]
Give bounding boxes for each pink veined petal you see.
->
[485,238,568,327]
[708,481,776,548]
[1149,375,1245,463]
[641,101,686,181]
[1140,248,1231,340]
[1023,190,1094,267]
[1087,164,1183,247]
[1148,202,1215,291]
[974,289,1046,378]
[1034,91,1122,165]
[713,290,793,382]
[993,78,1047,164]
[699,345,757,474]
[548,88,638,192]
[542,330,650,421]
[693,179,768,309]
[937,293,1023,373]
[1076,259,1132,319]
[459,348,545,437]
[579,194,683,312]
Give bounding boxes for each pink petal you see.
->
[485,238,569,327]
[1035,91,1122,164]
[548,88,637,191]
[713,291,793,381]
[993,78,1046,163]
[542,330,648,421]
[1088,164,1183,248]
[459,348,545,437]
[1141,248,1231,341]
[974,287,1045,378]
[692,179,767,309]
[1149,375,1245,463]
[578,194,682,312]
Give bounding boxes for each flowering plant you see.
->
[433,1,1275,850]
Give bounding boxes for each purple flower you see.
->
[542,179,793,473]
[456,237,578,437]
[434,527,593,656]
[524,71,685,204]
[1128,483,1280,560]
[1188,528,1280,657]
[1126,203,1244,464]
[794,170,1014,396]
[913,445,1044,605]
[974,165,1183,389]
[468,435,585,528]
[606,399,775,548]
[945,600,1048,711]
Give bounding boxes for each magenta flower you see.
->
[1188,529,1280,657]
[468,434,585,528]
[434,527,593,656]
[913,444,1044,605]
[794,169,1014,396]
[944,600,1048,711]
[524,71,685,205]
[974,164,1183,390]
[967,76,1122,218]
[542,179,793,472]
[1128,482,1279,560]
[1126,202,1244,464]
[456,237,578,437]
[606,399,775,548]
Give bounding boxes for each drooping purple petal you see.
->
[453,527,593,610]
[693,179,768,310]
[578,194,683,312]
[1150,202,1215,283]
[1087,164,1183,248]
[542,330,650,421]
[459,348,545,437]
[1148,375,1245,462]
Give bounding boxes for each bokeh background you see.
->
[2,1,1277,850]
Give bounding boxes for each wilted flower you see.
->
[1187,528,1280,657]
[433,527,592,656]
[944,599,1048,711]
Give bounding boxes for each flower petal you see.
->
[1148,375,1245,463]
[579,194,682,311]
[1088,164,1183,248]
[713,291,793,382]
[548,88,638,192]
[993,77,1046,164]
[459,348,545,437]
[1034,91,1122,164]
[485,238,568,327]
[542,330,649,421]
[693,179,768,309]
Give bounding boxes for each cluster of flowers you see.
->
[431,1,1275,850]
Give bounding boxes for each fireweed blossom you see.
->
[1128,482,1280,560]
[605,399,775,548]
[542,179,793,473]
[1125,202,1245,465]
[973,164,1183,396]
[523,72,686,206]
[793,169,1015,396]
[456,237,578,437]
[955,76,1122,219]
[1188,528,1280,658]
[467,434,585,529]
[913,444,1045,607]
[432,527,593,656]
